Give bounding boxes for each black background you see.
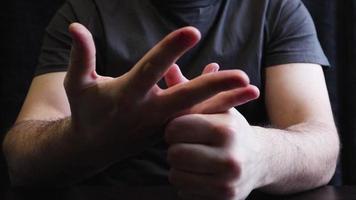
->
[0,0,355,187]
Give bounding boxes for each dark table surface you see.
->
[2,186,356,200]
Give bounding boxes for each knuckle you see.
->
[218,184,237,199]
[167,145,182,164]
[141,62,156,78]
[231,69,249,82]
[224,94,239,106]
[232,69,246,76]
[132,61,160,85]
[212,124,235,144]
[222,153,241,179]
[174,84,191,97]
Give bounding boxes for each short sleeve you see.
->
[264,0,330,68]
[36,2,76,76]
[36,0,105,76]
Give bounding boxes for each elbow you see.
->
[318,159,338,188]
[2,133,22,186]
[303,120,340,188]
[3,138,34,187]
[316,126,340,188]
[7,170,62,188]
[7,170,32,187]
[4,155,69,187]
[6,162,70,187]
[4,145,78,188]
[3,152,31,187]
[3,134,57,187]
[320,145,340,187]
[3,134,23,186]
[314,158,338,190]
[283,123,339,193]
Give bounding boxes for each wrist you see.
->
[67,115,152,163]
[66,117,119,165]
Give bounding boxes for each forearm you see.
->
[3,118,115,186]
[255,121,339,194]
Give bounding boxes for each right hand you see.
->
[64,23,257,159]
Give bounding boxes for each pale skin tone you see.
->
[3,23,338,199]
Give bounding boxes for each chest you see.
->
[96,0,269,88]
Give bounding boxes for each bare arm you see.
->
[3,72,116,186]
[257,63,339,193]
[3,24,255,186]
[3,116,102,186]
[164,63,339,199]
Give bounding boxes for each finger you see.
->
[165,62,220,88]
[164,64,188,87]
[128,27,201,94]
[65,23,97,95]
[202,63,220,74]
[165,114,226,146]
[167,143,240,176]
[171,169,234,200]
[160,70,250,115]
[191,85,260,114]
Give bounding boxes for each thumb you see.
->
[65,23,97,95]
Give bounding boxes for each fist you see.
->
[165,109,265,200]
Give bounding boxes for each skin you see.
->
[161,25,338,200]
[3,24,258,186]
[164,63,338,199]
[3,23,339,200]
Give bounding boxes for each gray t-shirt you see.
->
[37,0,329,185]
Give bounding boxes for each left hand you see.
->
[165,108,266,200]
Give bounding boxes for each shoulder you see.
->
[267,0,304,12]
[225,0,307,27]
[266,0,309,22]
[63,0,98,22]
[264,0,315,39]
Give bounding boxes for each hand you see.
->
[64,23,252,158]
[164,64,260,115]
[165,109,266,200]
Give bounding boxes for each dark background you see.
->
[0,0,355,187]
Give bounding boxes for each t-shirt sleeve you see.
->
[35,2,77,76]
[264,0,330,68]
